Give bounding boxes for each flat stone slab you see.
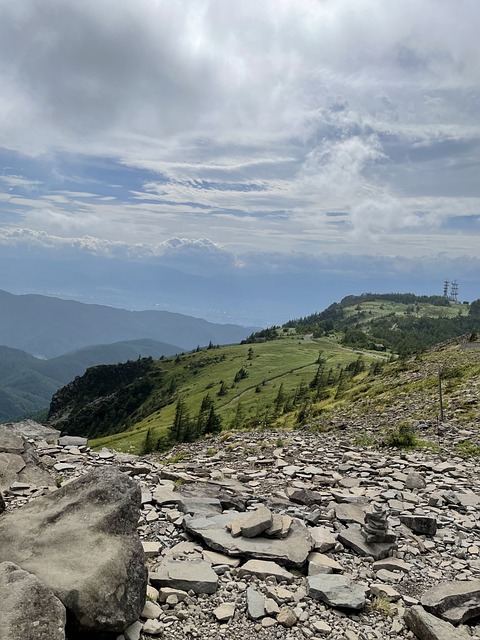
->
[335,503,365,524]
[238,559,295,583]
[58,436,87,447]
[405,605,472,640]
[308,552,343,575]
[421,580,480,625]
[400,514,437,536]
[307,574,368,610]
[184,512,313,567]
[150,558,218,594]
[337,526,396,560]
[152,485,180,506]
[177,497,222,516]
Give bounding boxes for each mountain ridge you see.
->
[0,289,258,358]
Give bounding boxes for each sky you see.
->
[0,0,479,326]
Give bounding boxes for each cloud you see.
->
[0,0,479,273]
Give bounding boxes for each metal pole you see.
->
[438,368,444,422]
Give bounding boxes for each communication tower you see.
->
[450,280,459,303]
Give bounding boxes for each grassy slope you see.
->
[342,299,469,324]
[82,296,480,454]
[307,341,480,452]
[91,335,379,453]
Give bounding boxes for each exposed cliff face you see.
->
[47,358,159,439]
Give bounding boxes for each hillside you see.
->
[44,293,480,455]
[48,333,379,446]
[0,339,182,422]
[282,292,477,354]
[0,289,257,358]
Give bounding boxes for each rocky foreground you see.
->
[1,420,480,639]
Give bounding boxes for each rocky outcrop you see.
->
[0,466,147,634]
[3,423,480,639]
[0,561,66,640]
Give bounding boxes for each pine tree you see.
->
[142,428,157,455]
[169,398,189,443]
[274,383,286,415]
[205,405,222,434]
[230,402,244,429]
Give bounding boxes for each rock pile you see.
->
[2,422,480,640]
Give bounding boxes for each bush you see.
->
[381,423,418,449]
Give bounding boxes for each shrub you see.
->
[381,422,418,449]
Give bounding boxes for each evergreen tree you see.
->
[274,383,286,415]
[205,405,222,434]
[142,427,157,455]
[230,402,245,429]
[169,398,189,443]
[195,394,213,437]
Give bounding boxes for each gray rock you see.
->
[3,421,60,442]
[338,526,396,560]
[308,552,343,575]
[0,467,147,634]
[0,492,5,514]
[335,503,365,524]
[237,559,295,583]
[277,605,297,627]
[0,426,54,491]
[404,604,472,640]
[150,558,218,594]
[405,472,427,490]
[400,514,437,536]
[246,587,266,619]
[421,580,480,625]
[307,574,368,610]
[240,505,273,537]
[177,496,222,516]
[286,487,323,506]
[0,561,66,640]
[0,426,26,454]
[152,485,179,506]
[0,454,26,491]
[184,512,313,566]
[213,602,236,621]
[310,526,336,552]
[124,620,143,640]
[58,436,88,447]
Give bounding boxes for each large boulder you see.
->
[0,467,147,634]
[0,561,66,640]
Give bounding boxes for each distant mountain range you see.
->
[0,339,183,422]
[0,289,257,358]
